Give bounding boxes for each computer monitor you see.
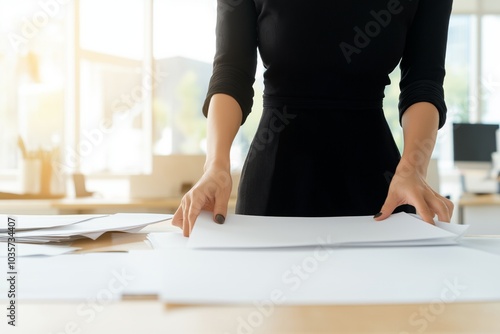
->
[452,122,499,171]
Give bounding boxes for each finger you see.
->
[213,192,229,225]
[409,195,435,225]
[182,196,191,237]
[431,191,455,222]
[439,194,455,219]
[374,192,400,221]
[427,194,451,223]
[187,194,205,236]
[445,198,455,219]
[171,205,183,229]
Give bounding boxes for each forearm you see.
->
[204,93,242,171]
[376,102,453,223]
[398,102,440,177]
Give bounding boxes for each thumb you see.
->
[374,194,399,221]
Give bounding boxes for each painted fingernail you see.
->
[215,214,225,224]
[373,212,383,218]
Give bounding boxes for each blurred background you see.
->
[0,0,499,227]
[0,0,256,198]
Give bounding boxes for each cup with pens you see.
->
[17,136,61,196]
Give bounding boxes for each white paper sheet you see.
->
[460,237,500,256]
[147,232,189,249]
[0,251,166,300]
[159,245,500,305]
[0,214,107,231]
[0,213,173,243]
[187,211,469,249]
[0,242,80,257]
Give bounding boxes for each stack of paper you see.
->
[187,211,469,249]
[0,213,172,244]
[0,243,81,257]
[0,214,107,232]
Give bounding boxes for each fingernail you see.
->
[215,214,225,224]
[373,212,382,218]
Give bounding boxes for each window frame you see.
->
[68,0,154,177]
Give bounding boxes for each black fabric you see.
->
[204,0,453,217]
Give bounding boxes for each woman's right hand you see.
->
[173,93,242,237]
[172,165,233,237]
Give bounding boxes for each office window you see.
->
[434,15,475,166]
[152,0,213,156]
[444,15,474,123]
[383,16,474,155]
[77,0,150,174]
[0,0,67,172]
[482,16,500,123]
[383,70,403,153]
[152,0,264,171]
[0,2,498,181]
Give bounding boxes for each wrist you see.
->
[204,156,231,173]
[396,156,427,178]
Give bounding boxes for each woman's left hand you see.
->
[374,162,454,224]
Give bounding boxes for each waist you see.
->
[263,95,383,110]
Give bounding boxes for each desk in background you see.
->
[458,193,500,234]
[0,197,237,215]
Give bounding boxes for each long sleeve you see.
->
[398,0,453,129]
[202,0,258,125]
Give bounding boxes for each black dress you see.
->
[202,0,453,217]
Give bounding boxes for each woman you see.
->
[173,0,455,237]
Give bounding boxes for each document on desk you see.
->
[147,232,189,249]
[0,213,173,243]
[0,214,107,232]
[0,242,80,257]
[187,211,469,249]
[160,244,500,305]
[0,251,166,300]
